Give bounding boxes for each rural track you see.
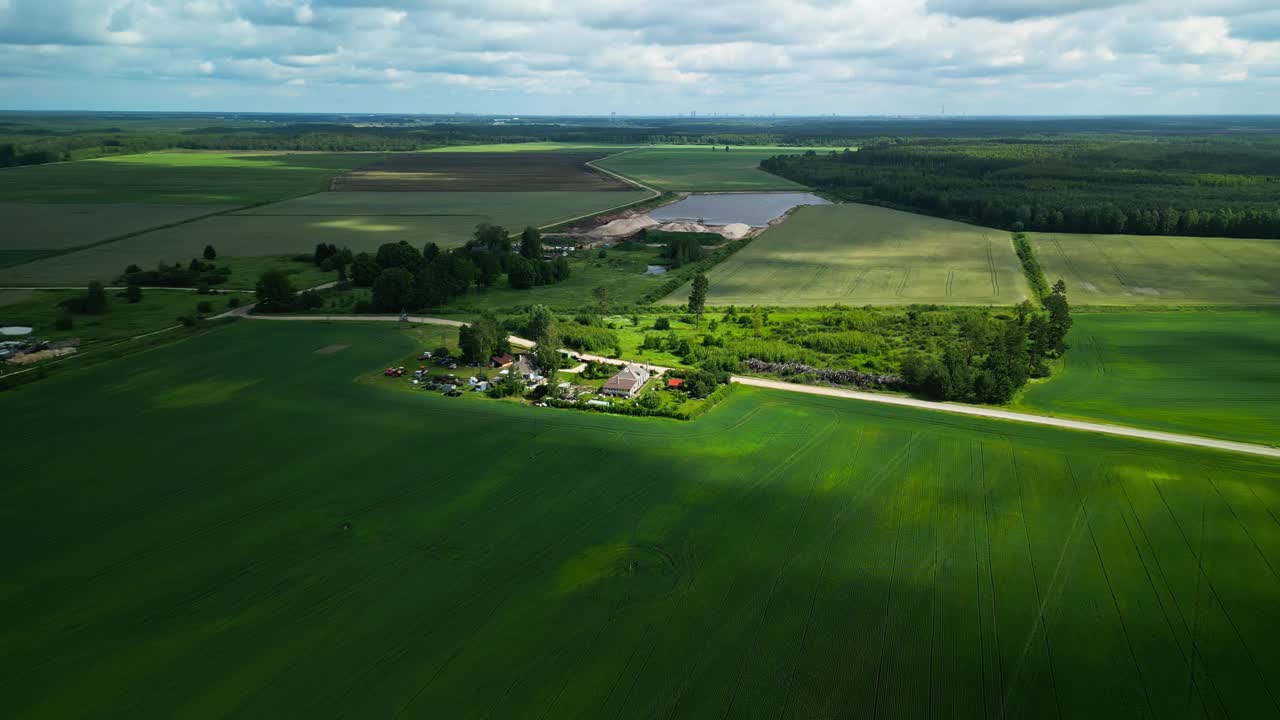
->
[730,377,1280,460]
[536,146,662,230]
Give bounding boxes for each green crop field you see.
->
[3,203,230,250]
[3,320,1279,718]
[0,152,378,205]
[0,191,648,286]
[1033,232,1280,305]
[594,145,822,191]
[1016,311,1280,446]
[0,288,228,345]
[665,203,1030,307]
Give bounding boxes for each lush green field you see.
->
[665,203,1029,306]
[3,203,230,250]
[0,192,646,286]
[1033,232,1280,305]
[0,152,378,204]
[3,320,1279,717]
[424,143,640,154]
[0,288,227,346]
[595,145,818,191]
[1017,311,1280,446]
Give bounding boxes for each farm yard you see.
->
[1016,311,1280,446]
[666,203,1029,306]
[1032,232,1280,306]
[594,145,822,191]
[2,320,1279,717]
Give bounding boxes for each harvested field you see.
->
[664,203,1029,306]
[1033,232,1280,305]
[4,320,1280,717]
[331,152,634,192]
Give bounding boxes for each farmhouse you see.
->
[489,354,514,368]
[600,363,652,398]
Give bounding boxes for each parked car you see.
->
[418,351,432,360]
[383,367,405,377]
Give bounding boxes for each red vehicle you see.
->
[383,366,406,377]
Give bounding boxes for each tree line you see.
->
[763,139,1280,239]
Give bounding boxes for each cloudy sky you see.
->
[1,0,1277,115]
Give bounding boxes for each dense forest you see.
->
[762,137,1280,238]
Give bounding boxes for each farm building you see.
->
[601,364,652,398]
[489,354,514,368]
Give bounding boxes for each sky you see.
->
[0,0,1278,116]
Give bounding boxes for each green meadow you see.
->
[666,203,1030,306]
[595,145,820,191]
[1017,311,1280,446]
[2,320,1278,718]
[1033,232,1280,306]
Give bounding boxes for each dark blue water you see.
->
[649,192,830,227]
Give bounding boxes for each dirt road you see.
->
[198,309,1280,459]
[732,376,1280,460]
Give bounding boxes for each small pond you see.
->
[649,192,829,227]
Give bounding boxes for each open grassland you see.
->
[332,151,634,192]
[594,145,821,191]
[3,320,1280,718]
[0,192,645,286]
[667,203,1029,306]
[0,289,223,346]
[0,152,378,205]
[1017,311,1280,446]
[1033,232,1280,305]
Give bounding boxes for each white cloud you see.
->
[0,0,1275,113]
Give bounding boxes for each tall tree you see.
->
[688,273,710,328]
[203,245,217,261]
[527,304,564,371]
[519,226,543,259]
[592,285,611,313]
[371,268,416,312]
[255,270,297,312]
[84,281,109,315]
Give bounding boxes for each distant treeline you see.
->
[762,138,1280,238]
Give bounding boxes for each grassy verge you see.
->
[1012,231,1049,302]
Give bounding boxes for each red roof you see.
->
[490,354,514,366]
[667,378,684,387]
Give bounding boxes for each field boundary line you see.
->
[536,147,662,230]
[985,236,1000,297]
[730,377,1280,459]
